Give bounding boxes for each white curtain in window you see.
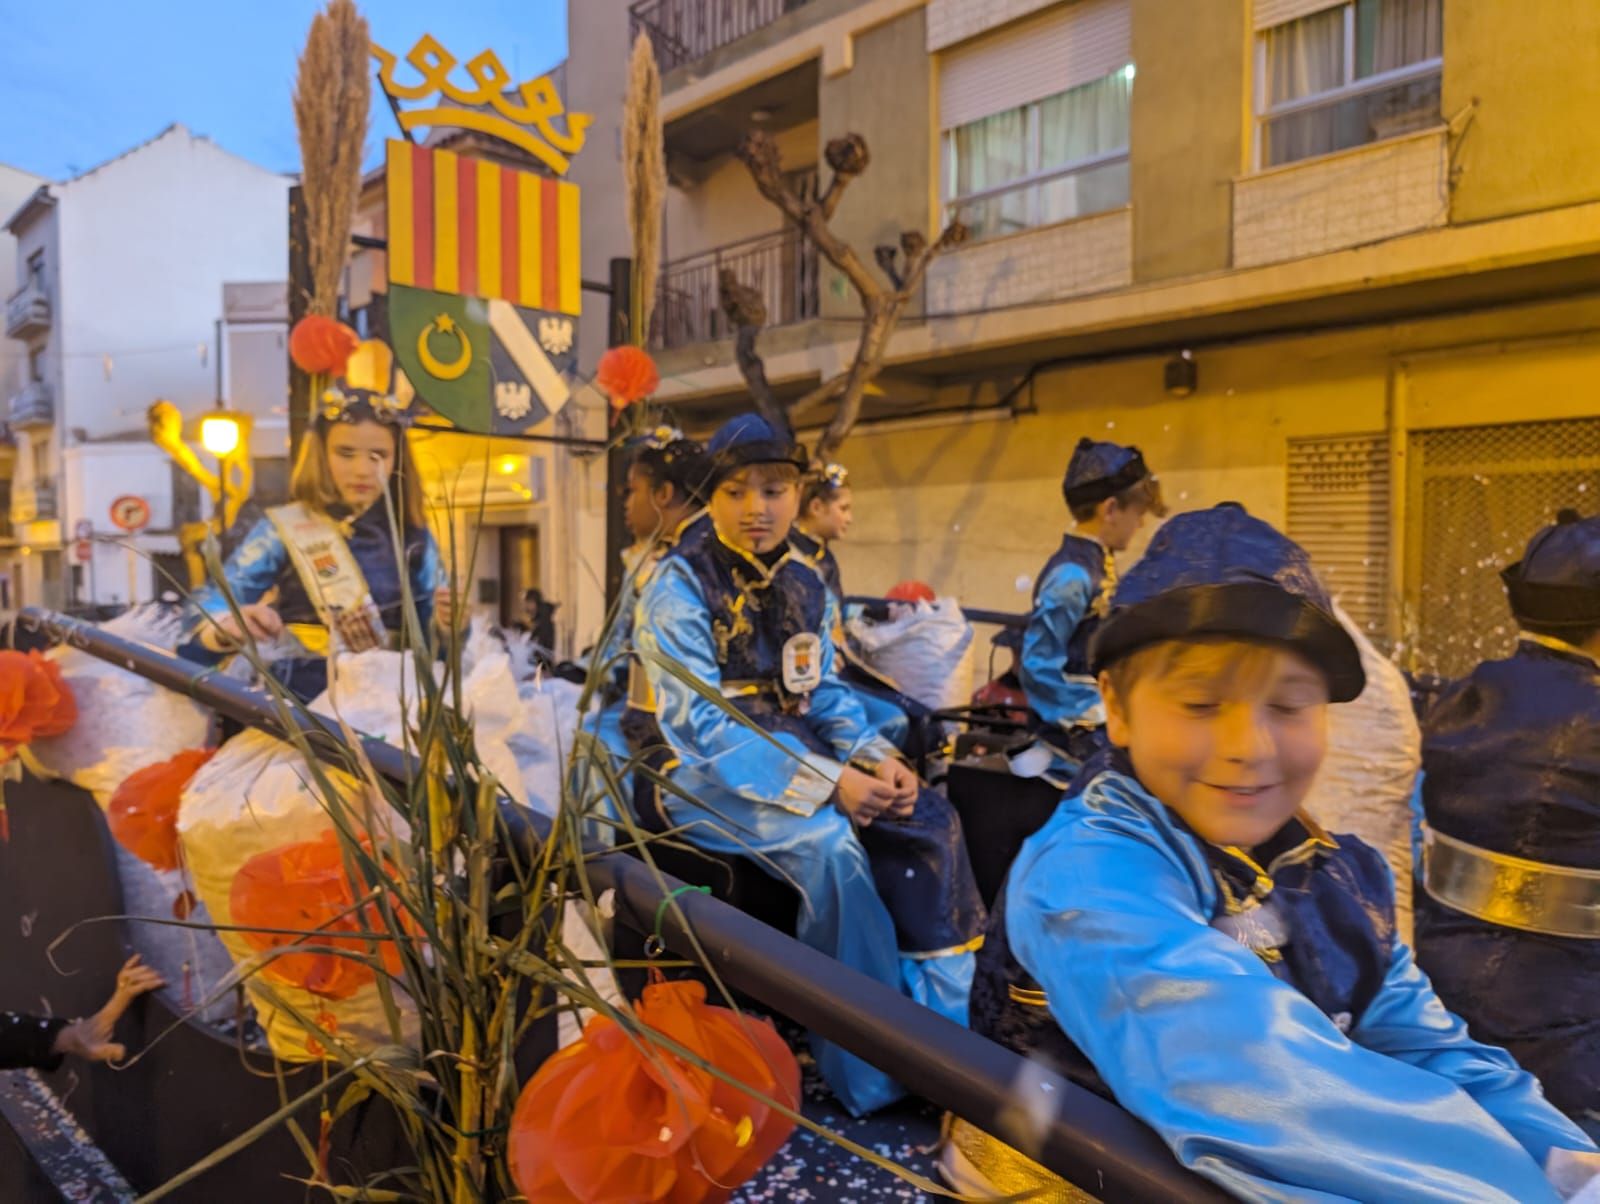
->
[951,107,1030,236]
[1038,71,1132,170]
[1366,0,1442,75]
[1266,6,1345,104]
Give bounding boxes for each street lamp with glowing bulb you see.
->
[200,412,243,457]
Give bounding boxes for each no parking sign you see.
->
[110,495,151,533]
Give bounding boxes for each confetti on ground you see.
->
[731,1017,943,1202]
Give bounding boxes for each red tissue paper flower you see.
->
[0,650,77,758]
[886,580,936,604]
[289,315,361,376]
[596,345,661,410]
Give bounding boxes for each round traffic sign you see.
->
[73,518,94,541]
[109,495,151,532]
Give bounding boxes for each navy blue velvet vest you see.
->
[1416,640,1600,1119]
[1033,534,1107,677]
[971,755,1398,1099]
[789,529,843,601]
[670,515,829,691]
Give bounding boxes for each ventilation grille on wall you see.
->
[1287,433,1391,641]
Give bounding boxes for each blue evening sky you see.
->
[0,0,568,182]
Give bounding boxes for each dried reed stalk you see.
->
[622,32,667,345]
[294,0,371,318]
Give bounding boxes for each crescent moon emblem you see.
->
[417,316,472,380]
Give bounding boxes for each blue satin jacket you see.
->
[1021,533,1108,733]
[635,515,895,814]
[1417,638,1600,1124]
[180,503,444,670]
[983,760,1592,1202]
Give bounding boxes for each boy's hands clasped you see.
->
[834,759,919,826]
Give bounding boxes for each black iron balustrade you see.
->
[652,228,818,350]
[629,0,815,73]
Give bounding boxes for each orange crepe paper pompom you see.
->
[508,979,800,1203]
[0,650,77,758]
[289,315,360,376]
[886,580,936,604]
[596,345,661,411]
[230,830,409,1001]
[107,748,215,871]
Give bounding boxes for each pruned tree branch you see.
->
[717,130,968,461]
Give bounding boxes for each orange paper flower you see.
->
[230,830,408,1001]
[289,315,360,376]
[596,345,660,410]
[509,979,799,1203]
[886,580,936,604]
[107,748,215,871]
[0,650,77,758]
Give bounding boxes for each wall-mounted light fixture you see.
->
[1164,349,1197,398]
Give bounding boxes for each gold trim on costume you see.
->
[944,1116,1100,1203]
[1521,630,1600,669]
[902,934,985,961]
[1008,984,1049,1007]
[1423,824,1600,939]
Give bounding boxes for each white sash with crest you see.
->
[265,502,387,655]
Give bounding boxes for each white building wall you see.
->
[62,442,179,606]
[0,162,47,399]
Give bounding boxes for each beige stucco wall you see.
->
[1444,0,1600,224]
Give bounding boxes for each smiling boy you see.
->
[633,414,985,1117]
[949,503,1600,1202]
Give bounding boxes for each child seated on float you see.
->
[790,463,938,761]
[948,503,1600,1202]
[633,414,985,1117]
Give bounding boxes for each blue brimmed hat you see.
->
[1089,502,1365,702]
[1063,437,1156,511]
[704,413,809,487]
[1502,509,1600,629]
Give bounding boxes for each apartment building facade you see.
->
[573,0,1600,675]
[2,125,291,611]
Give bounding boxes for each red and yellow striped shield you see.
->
[385,140,580,315]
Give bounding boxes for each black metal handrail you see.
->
[19,607,1228,1202]
[628,0,815,73]
[652,228,818,350]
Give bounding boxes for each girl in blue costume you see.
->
[1417,510,1600,1139]
[790,463,938,761]
[633,414,985,1117]
[1017,437,1163,785]
[180,359,449,702]
[580,428,705,837]
[951,503,1600,1202]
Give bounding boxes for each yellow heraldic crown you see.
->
[371,34,593,175]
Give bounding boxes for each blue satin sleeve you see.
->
[810,589,898,767]
[634,558,841,815]
[1007,795,1576,1203]
[1353,939,1593,1167]
[1019,561,1101,730]
[179,517,290,662]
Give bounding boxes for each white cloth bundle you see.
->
[845,597,976,712]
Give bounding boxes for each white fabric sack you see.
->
[1301,605,1422,945]
[177,652,416,1061]
[845,597,976,712]
[22,605,213,802]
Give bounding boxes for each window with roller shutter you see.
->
[1287,434,1392,642]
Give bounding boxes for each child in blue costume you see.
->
[1417,510,1600,1138]
[790,463,939,762]
[951,504,1600,1201]
[1018,437,1163,785]
[581,427,706,837]
[633,414,986,1116]
[179,374,448,702]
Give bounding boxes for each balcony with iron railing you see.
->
[5,276,51,340]
[650,228,819,351]
[8,381,53,429]
[10,476,57,525]
[630,0,816,74]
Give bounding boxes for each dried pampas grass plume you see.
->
[622,33,666,344]
[294,0,371,318]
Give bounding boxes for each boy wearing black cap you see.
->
[1018,437,1164,783]
[947,504,1598,1201]
[1417,510,1600,1136]
[633,414,985,1117]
